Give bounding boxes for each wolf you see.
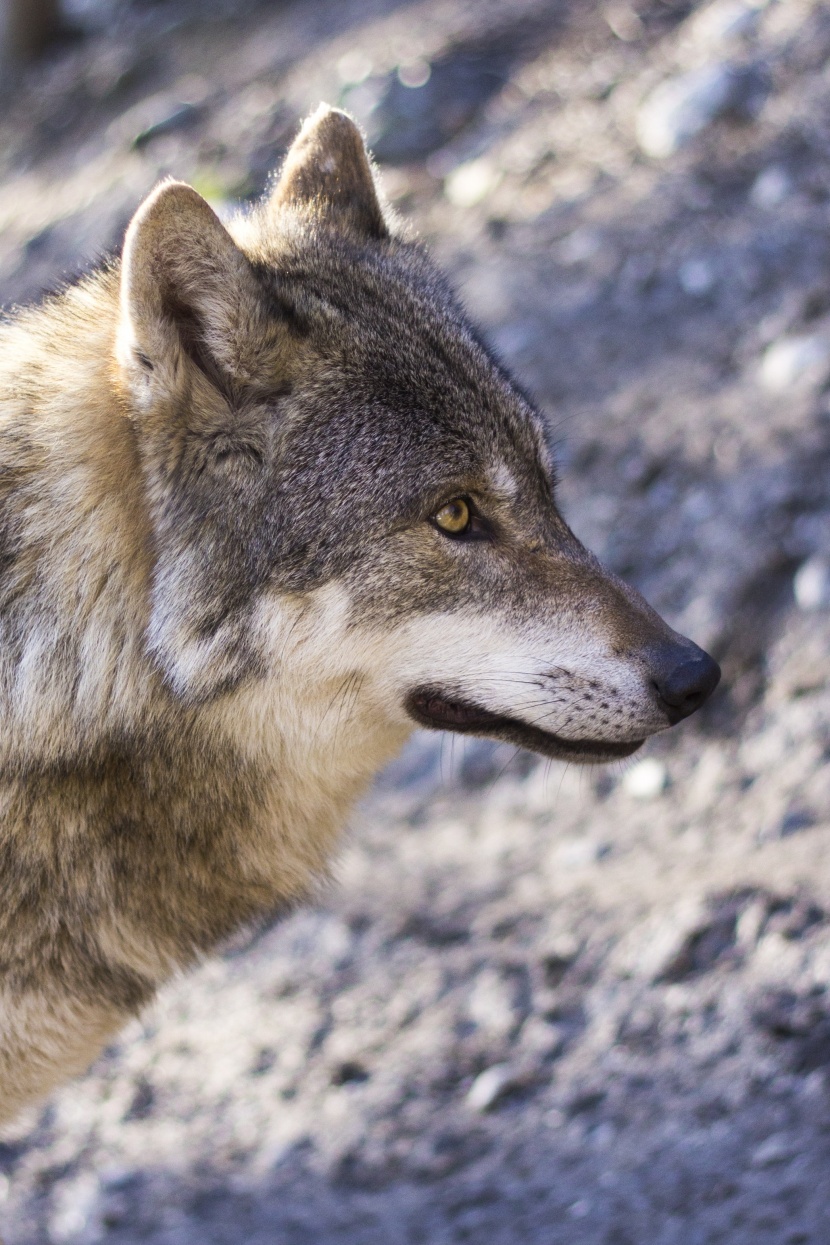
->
[0,104,719,1126]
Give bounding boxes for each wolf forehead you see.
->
[154,234,557,561]
[216,243,559,619]
[259,241,553,507]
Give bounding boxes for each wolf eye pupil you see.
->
[434,499,470,534]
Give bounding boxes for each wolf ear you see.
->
[267,105,389,240]
[117,180,267,402]
[118,182,279,703]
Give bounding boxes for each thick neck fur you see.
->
[0,270,407,992]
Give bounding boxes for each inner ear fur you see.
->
[118,180,269,398]
[267,104,389,240]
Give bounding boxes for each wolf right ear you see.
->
[117,183,280,703]
[266,105,389,240]
[117,180,270,405]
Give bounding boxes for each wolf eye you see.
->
[433,499,471,535]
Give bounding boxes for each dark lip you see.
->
[405,687,645,765]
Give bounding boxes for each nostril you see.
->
[655,653,721,722]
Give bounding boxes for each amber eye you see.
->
[433,498,471,535]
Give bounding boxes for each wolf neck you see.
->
[0,270,151,770]
[0,272,411,972]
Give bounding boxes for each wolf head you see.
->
[115,105,719,767]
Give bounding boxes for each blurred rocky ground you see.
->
[3,0,830,1241]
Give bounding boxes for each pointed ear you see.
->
[117,180,268,402]
[267,105,389,240]
[117,182,280,703]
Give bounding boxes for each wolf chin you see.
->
[0,105,719,1124]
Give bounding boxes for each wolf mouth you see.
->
[405,688,644,764]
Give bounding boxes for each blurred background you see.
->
[2,0,830,1241]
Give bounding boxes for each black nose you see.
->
[653,647,721,724]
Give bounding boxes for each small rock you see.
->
[622,757,667,800]
[331,1059,369,1086]
[688,0,762,51]
[590,1121,616,1150]
[557,227,603,265]
[751,165,791,208]
[603,3,643,42]
[519,1015,565,1059]
[678,257,715,296]
[793,556,830,611]
[554,838,611,868]
[569,1198,592,1219]
[751,1133,795,1167]
[48,1173,102,1243]
[540,931,580,981]
[759,334,830,394]
[336,49,374,85]
[735,897,767,946]
[468,968,519,1036]
[650,893,748,982]
[444,158,500,208]
[466,1063,516,1112]
[636,63,761,158]
[636,65,732,157]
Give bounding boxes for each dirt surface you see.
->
[3,0,830,1240]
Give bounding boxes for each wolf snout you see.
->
[649,643,721,724]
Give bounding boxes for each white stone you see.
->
[678,258,715,295]
[557,227,602,265]
[794,555,830,611]
[336,49,373,85]
[623,898,706,980]
[590,1121,616,1150]
[444,158,500,208]
[636,64,735,158]
[688,0,763,51]
[519,1015,564,1059]
[750,165,791,208]
[760,333,830,393]
[468,969,517,1036]
[603,2,643,42]
[735,897,767,946]
[466,1063,515,1112]
[569,1198,592,1219]
[622,757,667,799]
[48,1173,102,1243]
[751,1133,795,1167]
[554,837,609,868]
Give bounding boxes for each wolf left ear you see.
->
[267,105,389,240]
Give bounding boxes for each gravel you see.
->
[3,0,830,1241]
